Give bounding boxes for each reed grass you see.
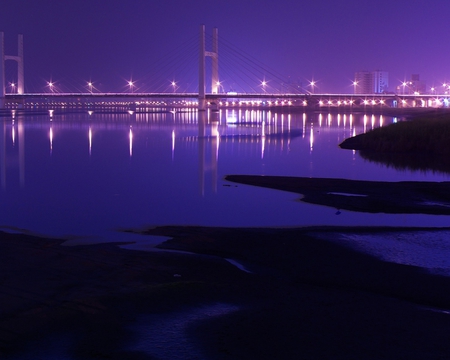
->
[340,114,450,155]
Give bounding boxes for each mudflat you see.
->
[225,174,450,215]
[2,224,450,359]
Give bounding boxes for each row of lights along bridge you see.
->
[5,79,450,95]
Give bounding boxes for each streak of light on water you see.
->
[2,110,450,276]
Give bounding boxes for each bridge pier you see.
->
[199,25,218,110]
[0,33,4,108]
[5,34,25,95]
[0,33,25,108]
[199,25,206,111]
[209,28,219,94]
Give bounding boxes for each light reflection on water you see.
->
[4,108,450,359]
[0,108,449,241]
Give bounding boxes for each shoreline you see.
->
[224,175,450,215]
[3,224,450,359]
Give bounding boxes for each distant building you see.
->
[410,74,426,94]
[373,71,389,93]
[396,74,427,94]
[354,70,389,94]
[355,71,373,94]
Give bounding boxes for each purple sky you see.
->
[1,0,449,94]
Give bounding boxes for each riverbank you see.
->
[225,175,450,215]
[3,225,450,359]
[340,112,450,154]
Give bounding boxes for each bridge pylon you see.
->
[0,33,25,107]
[199,25,218,110]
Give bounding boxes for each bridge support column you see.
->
[4,34,25,95]
[199,25,219,110]
[0,33,5,108]
[17,34,24,95]
[0,33,25,107]
[199,25,206,111]
[210,28,218,94]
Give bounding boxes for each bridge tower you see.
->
[0,33,24,106]
[199,25,218,110]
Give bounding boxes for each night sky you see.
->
[1,0,449,94]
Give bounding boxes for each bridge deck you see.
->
[2,92,449,109]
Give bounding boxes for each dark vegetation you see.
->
[339,113,450,173]
[340,113,450,154]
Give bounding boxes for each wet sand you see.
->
[225,175,450,215]
[2,225,450,359]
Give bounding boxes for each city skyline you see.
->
[1,0,449,94]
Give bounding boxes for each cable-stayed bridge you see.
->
[4,92,446,111]
[0,27,448,110]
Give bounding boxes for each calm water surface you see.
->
[1,108,449,242]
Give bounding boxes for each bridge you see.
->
[1,27,449,111]
[3,92,448,112]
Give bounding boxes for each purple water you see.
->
[1,109,448,242]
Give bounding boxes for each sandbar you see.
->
[2,223,450,358]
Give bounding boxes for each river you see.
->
[0,107,449,242]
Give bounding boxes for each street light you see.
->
[443,83,450,95]
[128,80,134,93]
[48,81,54,93]
[10,82,15,94]
[402,81,408,94]
[309,81,316,94]
[171,81,177,93]
[88,82,93,94]
[352,81,358,94]
[261,80,267,93]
